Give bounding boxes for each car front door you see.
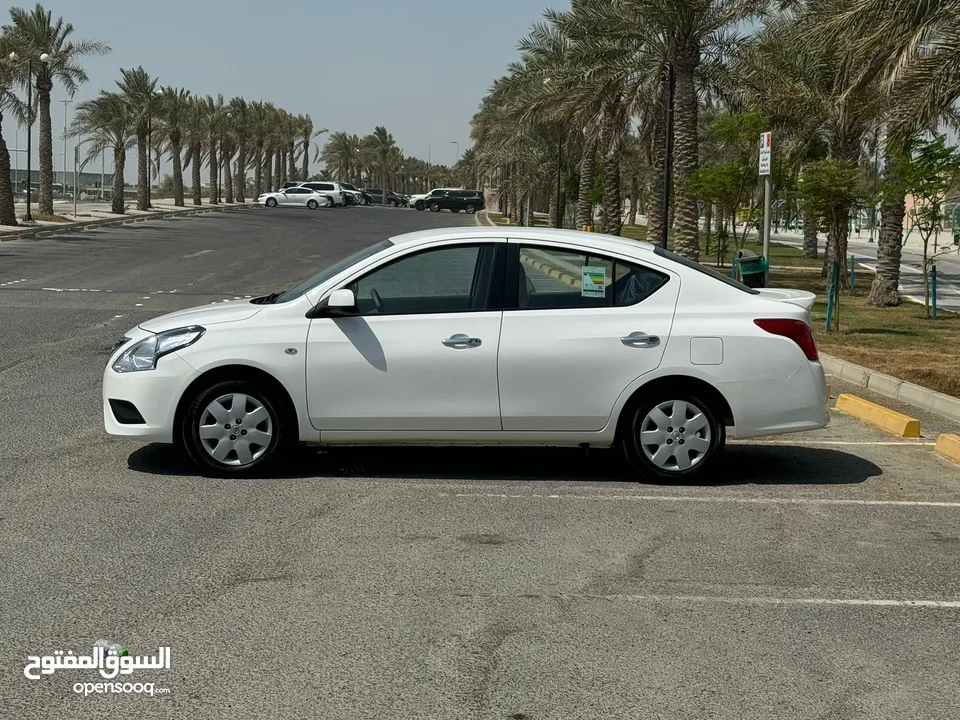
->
[497,242,679,432]
[305,241,506,433]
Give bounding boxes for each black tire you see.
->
[324,196,334,208]
[360,197,368,206]
[429,202,441,212]
[307,199,318,209]
[620,390,724,482]
[465,204,477,214]
[265,197,278,207]
[415,201,425,211]
[180,380,292,478]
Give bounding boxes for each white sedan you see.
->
[103,227,828,479]
[258,187,334,209]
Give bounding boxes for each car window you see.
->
[515,245,668,310]
[315,183,333,191]
[288,188,309,194]
[348,244,497,316]
[275,240,393,304]
[653,246,759,295]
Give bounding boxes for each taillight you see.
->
[754,318,819,362]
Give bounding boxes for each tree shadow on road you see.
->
[127,442,880,486]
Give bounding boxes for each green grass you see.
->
[769,271,960,397]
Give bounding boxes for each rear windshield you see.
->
[653,246,760,294]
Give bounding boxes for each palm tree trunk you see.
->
[868,158,904,306]
[191,143,202,205]
[647,110,667,243]
[274,150,282,186]
[38,86,54,215]
[136,127,149,211]
[253,145,263,198]
[301,140,309,181]
[600,101,627,235]
[171,133,185,207]
[628,176,639,226]
[802,215,818,258]
[263,147,272,193]
[0,115,16,226]
[224,146,234,203]
[235,146,246,203]
[576,142,595,230]
[111,146,126,214]
[288,141,296,180]
[209,142,219,205]
[672,59,700,260]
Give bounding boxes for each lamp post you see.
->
[9,51,51,222]
[451,140,459,166]
[60,99,71,195]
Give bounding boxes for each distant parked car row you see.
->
[409,188,485,214]
[268,181,412,209]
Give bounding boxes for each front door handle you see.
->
[621,332,660,345]
[443,335,482,348]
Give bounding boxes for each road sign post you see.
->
[759,131,772,286]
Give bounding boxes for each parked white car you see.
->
[103,227,828,478]
[258,187,335,209]
[298,181,350,206]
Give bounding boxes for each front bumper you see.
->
[102,351,200,443]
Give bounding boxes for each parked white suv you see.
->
[298,181,347,207]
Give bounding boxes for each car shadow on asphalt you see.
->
[127,442,879,486]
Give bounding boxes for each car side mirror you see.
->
[307,288,357,318]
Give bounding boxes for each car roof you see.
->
[387,226,657,256]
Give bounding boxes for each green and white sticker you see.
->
[581,265,606,298]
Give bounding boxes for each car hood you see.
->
[138,299,263,333]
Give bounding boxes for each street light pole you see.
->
[60,99,70,196]
[25,58,33,221]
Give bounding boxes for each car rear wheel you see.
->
[465,204,477,214]
[307,199,318,209]
[621,392,724,482]
[360,197,368,206]
[429,202,441,212]
[324,196,334,208]
[180,380,292,478]
[265,197,278,207]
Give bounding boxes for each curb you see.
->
[934,434,960,463]
[0,203,259,242]
[821,354,960,424]
[476,210,496,227]
[835,393,921,437]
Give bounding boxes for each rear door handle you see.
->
[621,332,659,345]
[442,336,482,348]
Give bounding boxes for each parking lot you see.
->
[2,205,959,719]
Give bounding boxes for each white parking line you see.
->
[454,592,960,609]
[183,249,213,258]
[447,493,960,508]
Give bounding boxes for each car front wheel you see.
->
[429,202,441,212]
[181,380,291,477]
[621,393,724,482]
[265,197,278,207]
[415,201,425,211]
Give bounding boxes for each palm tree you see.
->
[322,131,359,181]
[116,66,157,210]
[0,52,24,225]
[71,91,132,214]
[4,3,109,215]
[203,94,224,204]
[229,97,249,203]
[363,126,398,191]
[156,86,190,206]
[183,96,207,206]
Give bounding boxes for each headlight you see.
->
[112,326,205,373]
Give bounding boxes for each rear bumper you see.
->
[722,361,829,439]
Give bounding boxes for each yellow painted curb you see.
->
[934,434,960,464]
[835,393,921,438]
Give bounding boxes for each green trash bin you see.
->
[735,250,769,288]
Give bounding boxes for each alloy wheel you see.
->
[637,399,711,472]
[197,393,274,466]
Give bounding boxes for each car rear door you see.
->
[497,241,680,432]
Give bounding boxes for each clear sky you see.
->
[9,0,558,183]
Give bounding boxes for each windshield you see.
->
[341,183,357,191]
[274,239,393,303]
[653,246,760,295]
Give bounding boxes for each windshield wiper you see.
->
[252,290,285,304]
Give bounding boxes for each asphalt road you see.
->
[2,206,959,719]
